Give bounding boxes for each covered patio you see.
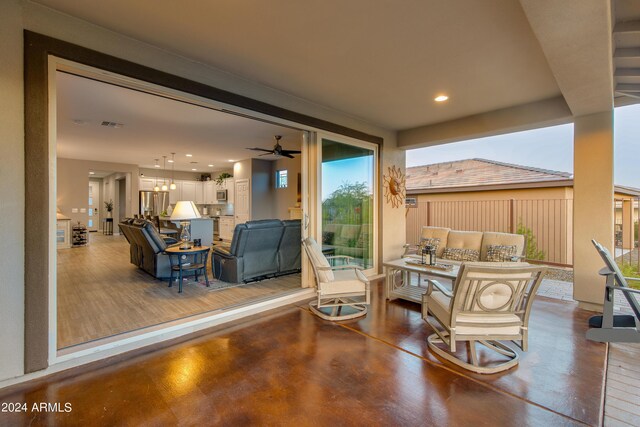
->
[0,280,626,426]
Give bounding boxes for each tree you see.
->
[322,181,372,225]
[516,222,545,260]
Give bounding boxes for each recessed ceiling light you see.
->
[167,159,174,163]
[208,164,214,167]
[191,168,197,171]
[89,171,95,175]
[154,164,160,168]
[186,154,193,157]
[228,159,235,162]
[434,95,449,102]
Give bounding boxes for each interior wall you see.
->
[272,156,302,219]
[57,158,139,227]
[251,158,274,220]
[138,167,233,181]
[0,0,25,382]
[2,0,404,384]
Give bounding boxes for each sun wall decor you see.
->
[383,165,406,208]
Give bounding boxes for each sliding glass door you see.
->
[319,135,377,274]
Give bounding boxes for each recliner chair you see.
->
[119,219,178,279]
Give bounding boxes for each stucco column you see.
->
[573,111,614,311]
[622,199,634,250]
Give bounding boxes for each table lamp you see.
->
[170,201,201,250]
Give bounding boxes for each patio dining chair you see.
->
[302,237,370,321]
[588,240,640,343]
[422,262,546,374]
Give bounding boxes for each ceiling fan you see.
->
[246,135,301,159]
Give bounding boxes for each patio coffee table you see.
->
[383,258,460,303]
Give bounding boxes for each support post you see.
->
[573,111,614,311]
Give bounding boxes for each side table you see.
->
[165,245,210,293]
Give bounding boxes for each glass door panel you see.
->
[320,137,376,271]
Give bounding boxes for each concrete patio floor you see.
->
[0,279,609,426]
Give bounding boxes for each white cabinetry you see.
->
[139,178,156,191]
[195,182,205,204]
[219,217,235,241]
[204,181,216,204]
[169,181,181,204]
[224,178,235,204]
[181,181,197,202]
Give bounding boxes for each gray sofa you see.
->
[212,219,301,283]
[119,219,179,279]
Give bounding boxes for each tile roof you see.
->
[406,158,572,190]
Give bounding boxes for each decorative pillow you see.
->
[441,247,480,262]
[420,237,441,252]
[486,244,517,262]
[322,231,335,245]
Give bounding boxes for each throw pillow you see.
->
[486,244,518,262]
[322,231,335,245]
[442,247,480,262]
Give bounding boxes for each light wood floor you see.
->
[57,233,301,349]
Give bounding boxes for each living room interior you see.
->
[55,70,308,350]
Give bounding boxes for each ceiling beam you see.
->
[398,96,572,149]
[614,48,640,58]
[616,84,640,92]
[518,0,613,116]
[615,68,640,77]
[614,20,640,34]
[615,91,640,100]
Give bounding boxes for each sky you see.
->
[407,103,640,188]
[322,156,374,200]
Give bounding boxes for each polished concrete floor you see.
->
[1,280,607,426]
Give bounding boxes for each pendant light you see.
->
[153,159,160,192]
[169,152,177,190]
[161,155,168,191]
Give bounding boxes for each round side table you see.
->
[165,245,210,293]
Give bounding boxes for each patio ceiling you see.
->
[32,0,618,148]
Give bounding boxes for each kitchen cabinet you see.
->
[169,181,181,204]
[224,178,235,204]
[195,182,205,204]
[219,217,235,241]
[181,181,197,202]
[139,178,156,191]
[204,181,217,204]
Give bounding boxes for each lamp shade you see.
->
[170,201,202,221]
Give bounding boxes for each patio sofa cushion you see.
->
[486,245,517,262]
[446,230,484,253]
[421,226,451,257]
[480,232,525,261]
[442,247,480,262]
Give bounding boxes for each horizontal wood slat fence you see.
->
[406,199,573,266]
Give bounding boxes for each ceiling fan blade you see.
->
[246,147,273,152]
[259,152,274,156]
[282,153,295,159]
[281,150,301,155]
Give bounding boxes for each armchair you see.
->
[422,262,546,373]
[302,237,370,321]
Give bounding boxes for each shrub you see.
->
[516,222,545,261]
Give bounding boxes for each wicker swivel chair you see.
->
[422,262,546,373]
[302,237,370,321]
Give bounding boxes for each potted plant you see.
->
[104,199,114,218]
[215,172,233,185]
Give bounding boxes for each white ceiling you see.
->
[37,0,562,130]
[56,72,302,171]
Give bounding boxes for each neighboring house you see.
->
[405,159,640,264]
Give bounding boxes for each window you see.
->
[276,169,288,188]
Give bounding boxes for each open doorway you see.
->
[54,68,307,351]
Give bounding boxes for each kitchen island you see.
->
[161,216,213,247]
